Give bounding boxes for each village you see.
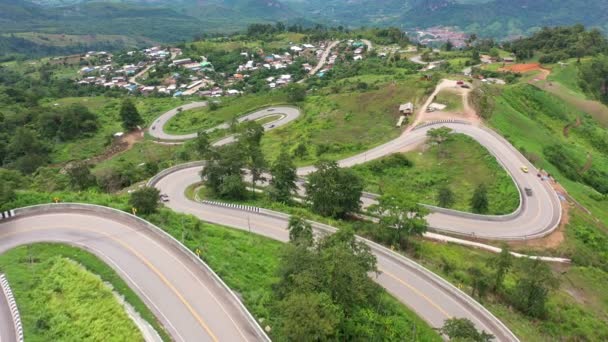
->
[74,39,370,98]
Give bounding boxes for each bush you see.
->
[129,187,160,214]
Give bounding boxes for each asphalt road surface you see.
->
[152,166,518,341]
[1,81,561,341]
[147,98,561,341]
[0,208,268,342]
[149,103,301,142]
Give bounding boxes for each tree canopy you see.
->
[305,160,363,218]
[119,99,143,131]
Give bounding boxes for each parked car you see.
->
[524,188,533,196]
[521,166,529,173]
[456,80,464,85]
[461,84,470,89]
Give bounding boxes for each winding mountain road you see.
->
[0,79,562,341]
[145,80,559,340]
[0,205,269,342]
[149,103,301,142]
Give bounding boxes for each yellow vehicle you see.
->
[521,166,529,173]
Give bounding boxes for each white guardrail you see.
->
[196,200,519,342]
[0,274,24,342]
[9,204,271,342]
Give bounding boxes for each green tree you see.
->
[194,131,211,158]
[239,120,264,149]
[468,266,490,301]
[119,99,143,131]
[239,121,266,195]
[285,83,306,102]
[427,127,452,144]
[437,186,455,208]
[578,55,608,104]
[510,258,559,318]
[275,227,387,338]
[445,40,454,52]
[488,244,513,291]
[66,162,97,190]
[293,142,308,158]
[305,160,363,218]
[269,149,298,203]
[371,194,428,249]
[440,318,494,341]
[471,49,481,64]
[287,216,313,246]
[129,187,160,214]
[39,104,98,141]
[5,127,50,174]
[470,184,489,214]
[276,292,342,341]
[489,47,500,59]
[200,144,247,199]
[0,168,25,205]
[317,228,378,313]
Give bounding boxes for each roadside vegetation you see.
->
[434,89,463,112]
[351,134,519,214]
[262,77,433,164]
[2,22,608,342]
[191,108,608,341]
[0,189,439,341]
[0,245,153,341]
[164,92,288,134]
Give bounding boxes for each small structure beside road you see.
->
[399,102,414,115]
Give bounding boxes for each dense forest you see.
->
[504,25,608,62]
[499,25,608,105]
[0,63,124,174]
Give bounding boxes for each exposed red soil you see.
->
[499,63,544,73]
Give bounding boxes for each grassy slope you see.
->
[352,134,519,214]
[166,77,431,165]
[435,89,464,111]
[546,61,585,98]
[410,238,608,341]
[480,82,608,340]
[39,96,188,164]
[1,190,439,341]
[262,78,430,164]
[190,33,306,53]
[92,139,178,175]
[541,60,608,127]
[164,92,288,134]
[488,84,608,224]
[194,185,608,341]
[0,248,146,341]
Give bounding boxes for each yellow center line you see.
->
[380,269,452,318]
[196,205,455,320]
[108,236,219,342]
[0,223,219,342]
[198,203,454,320]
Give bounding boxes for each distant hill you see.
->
[400,0,608,37]
[0,0,299,43]
[1,0,607,59]
[282,0,608,37]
